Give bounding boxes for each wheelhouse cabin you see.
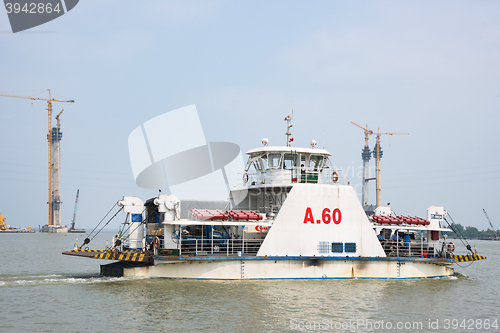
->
[231,146,342,216]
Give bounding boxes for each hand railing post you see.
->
[409,239,411,258]
[396,229,399,258]
[179,226,182,256]
[421,231,424,258]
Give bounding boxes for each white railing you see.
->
[178,238,265,257]
[158,236,452,259]
[238,168,345,187]
[380,240,453,259]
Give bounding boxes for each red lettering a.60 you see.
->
[303,207,342,224]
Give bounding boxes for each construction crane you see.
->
[483,209,495,230]
[56,109,64,127]
[70,189,79,230]
[351,122,408,208]
[350,122,374,209]
[0,89,74,229]
[68,189,85,233]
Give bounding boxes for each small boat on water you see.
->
[63,115,486,279]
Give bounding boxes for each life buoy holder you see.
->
[153,236,161,249]
[447,242,455,252]
[243,173,249,184]
[331,171,339,182]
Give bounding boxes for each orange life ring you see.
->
[447,242,455,252]
[243,173,249,183]
[331,171,339,182]
[153,236,161,249]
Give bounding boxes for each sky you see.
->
[0,0,499,231]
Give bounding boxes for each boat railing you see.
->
[159,237,450,259]
[238,167,345,186]
[379,239,451,259]
[177,238,265,257]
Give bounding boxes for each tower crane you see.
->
[0,89,74,228]
[351,122,408,208]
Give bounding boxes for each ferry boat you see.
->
[63,115,486,279]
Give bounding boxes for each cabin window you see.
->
[331,242,343,253]
[283,153,297,170]
[320,157,332,169]
[261,155,268,170]
[268,153,282,169]
[345,243,356,253]
[245,154,264,172]
[253,160,263,171]
[317,241,330,254]
[309,155,324,171]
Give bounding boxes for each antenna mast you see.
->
[285,113,293,147]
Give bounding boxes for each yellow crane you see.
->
[0,89,74,227]
[351,122,408,208]
[56,109,64,128]
[0,213,6,230]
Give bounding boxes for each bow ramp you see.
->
[63,249,151,262]
[450,253,486,262]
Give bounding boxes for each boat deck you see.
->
[153,253,455,264]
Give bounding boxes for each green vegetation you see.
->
[448,223,500,240]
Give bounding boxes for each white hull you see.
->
[123,257,454,280]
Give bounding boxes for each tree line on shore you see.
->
[448,223,500,239]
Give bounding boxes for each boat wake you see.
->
[0,273,145,287]
[452,272,469,280]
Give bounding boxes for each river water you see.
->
[0,232,498,332]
